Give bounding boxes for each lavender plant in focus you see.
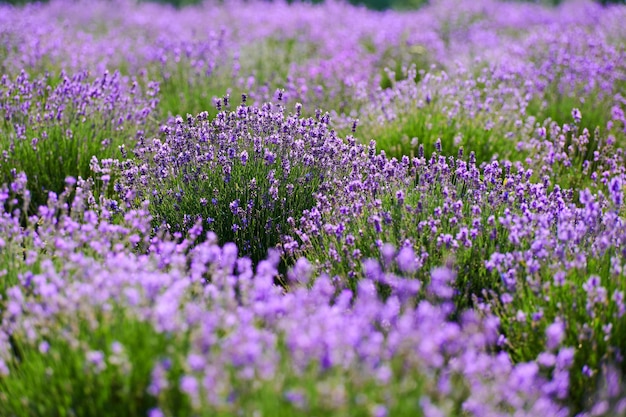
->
[118,102,349,264]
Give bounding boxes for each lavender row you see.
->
[2,0,624,131]
[0,179,575,416]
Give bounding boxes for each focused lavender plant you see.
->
[1,1,626,416]
[293,143,527,308]
[118,101,350,264]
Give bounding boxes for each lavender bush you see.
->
[293,134,626,409]
[0,69,158,211]
[116,101,353,264]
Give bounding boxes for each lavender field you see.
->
[1,0,626,415]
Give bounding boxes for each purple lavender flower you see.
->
[609,176,623,207]
[545,321,565,351]
[428,267,455,300]
[396,246,417,274]
[240,150,248,166]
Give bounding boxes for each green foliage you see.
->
[137,0,202,7]
[239,37,319,85]
[0,0,50,5]
[526,90,613,150]
[151,36,321,121]
[369,96,523,166]
[150,61,232,121]
[0,310,190,417]
[371,105,511,165]
[378,44,434,90]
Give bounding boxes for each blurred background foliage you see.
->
[1,0,624,9]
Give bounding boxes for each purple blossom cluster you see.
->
[2,0,619,122]
[116,102,356,263]
[0,68,158,208]
[343,2,626,169]
[293,136,626,409]
[0,0,446,114]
